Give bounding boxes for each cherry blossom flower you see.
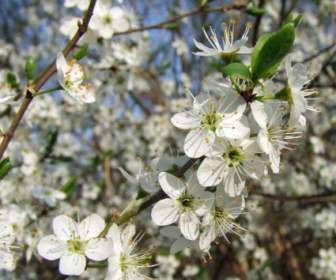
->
[284,55,318,126]
[253,104,302,173]
[171,90,248,158]
[199,190,245,252]
[90,1,131,39]
[37,214,112,276]
[151,172,213,240]
[105,223,153,280]
[197,138,267,196]
[193,21,252,59]
[56,52,96,104]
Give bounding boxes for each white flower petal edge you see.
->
[37,235,67,261]
[158,172,185,199]
[59,252,86,276]
[151,198,180,226]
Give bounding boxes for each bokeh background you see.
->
[0,0,335,279]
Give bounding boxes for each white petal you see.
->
[53,215,78,241]
[151,198,179,226]
[251,101,268,128]
[158,172,185,199]
[106,224,122,252]
[199,225,216,252]
[85,238,113,261]
[289,63,310,91]
[171,111,200,130]
[37,235,66,260]
[56,52,68,75]
[223,172,245,197]
[78,214,105,240]
[184,129,215,158]
[59,252,86,276]
[216,119,250,140]
[218,90,246,117]
[179,211,200,240]
[269,147,280,174]
[197,158,226,187]
[121,224,136,244]
[257,129,273,154]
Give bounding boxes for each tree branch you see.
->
[253,191,336,206]
[113,2,250,37]
[0,0,97,160]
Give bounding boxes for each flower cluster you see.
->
[151,21,317,252]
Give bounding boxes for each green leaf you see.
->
[251,23,295,82]
[0,158,12,180]
[25,56,36,81]
[6,72,19,88]
[246,2,266,17]
[283,14,302,27]
[61,177,77,197]
[222,63,251,80]
[43,129,58,157]
[73,44,89,61]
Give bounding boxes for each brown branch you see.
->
[0,0,97,160]
[103,154,113,199]
[253,191,336,206]
[113,2,250,37]
[301,41,336,64]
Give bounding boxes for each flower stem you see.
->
[33,86,63,97]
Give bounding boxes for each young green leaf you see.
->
[25,56,36,81]
[6,72,19,88]
[61,177,77,197]
[73,44,89,61]
[222,63,251,80]
[283,14,302,27]
[43,129,58,158]
[251,23,295,82]
[0,158,12,180]
[246,2,266,17]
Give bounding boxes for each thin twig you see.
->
[0,0,97,160]
[301,41,336,64]
[113,2,250,37]
[253,191,336,206]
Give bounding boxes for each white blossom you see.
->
[37,214,112,276]
[56,52,95,104]
[171,90,248,158]
[197,138,267,196]
[151,172,213,240]
[105,223,153,280]
[193,21,251,58]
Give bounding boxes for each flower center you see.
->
[201,112,221,132]
[214,207,230,223]
[223,147,245,167]
[177,193,195,210]
[67,239,87,254]
[103,16,112,24]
